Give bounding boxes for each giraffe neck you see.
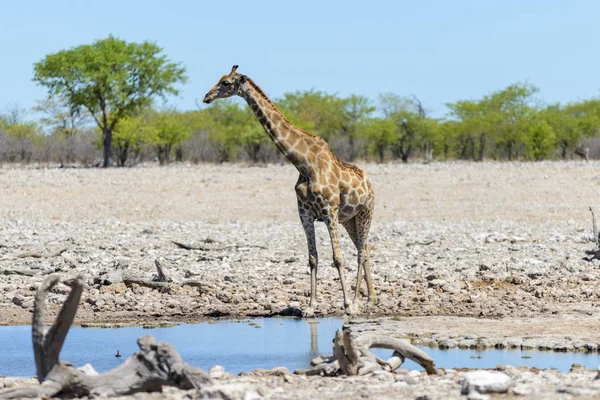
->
[238,79,313,171]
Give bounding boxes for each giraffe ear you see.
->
[239,75,247,84]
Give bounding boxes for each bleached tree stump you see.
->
[0,275,211,399]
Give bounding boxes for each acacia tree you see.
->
[33,36,187,167]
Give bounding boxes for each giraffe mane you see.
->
[246,78,317,138]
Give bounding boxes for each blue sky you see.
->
[1,0,599,118]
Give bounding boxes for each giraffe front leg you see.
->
[326,211,358,315]
[300,213,318,318]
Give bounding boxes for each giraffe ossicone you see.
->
[204,65,376,316]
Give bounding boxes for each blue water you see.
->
[1,318,598,377]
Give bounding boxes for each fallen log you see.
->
[0,275,211,399]
[296,326,436,376]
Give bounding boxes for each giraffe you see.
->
[203,65,375,316]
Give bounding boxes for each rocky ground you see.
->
[2,359,599,399]
[1,161,600,398]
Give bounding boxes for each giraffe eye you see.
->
[222,81,230,86]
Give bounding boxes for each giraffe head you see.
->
[203,65,247,104]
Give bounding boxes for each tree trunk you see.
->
[378,145,385,163]
[102,128,112,168]
[116,142,129,167]
[561,141,568,159]
[175,146,184,162]
[476,133,486,162]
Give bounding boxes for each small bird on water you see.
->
[115,350,121,358]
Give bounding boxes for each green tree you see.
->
[240,107,269,163]
[446,100,491,161]
[485,83,539,160]
[33,35,187,167]
[447,83,539,161]
[526,120,556,160]
[112,113,156,167]
[434,121,457,160]
[338,95,374,160]
[277,90,346,141]
[193,100,246,163]
[539,104,577,159]
[379,94,433,162]
[150,110,190,164]
[364,117,396,162]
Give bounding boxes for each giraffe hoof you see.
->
[302,307,316,318]
[345,302,362,316]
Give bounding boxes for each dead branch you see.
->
[406,239,436,247]
[297,327,436,376]
[172,241,267,251]
[0,275,211,399]
[585,207,600,261]
[590,207,600,250]
[172,241,214,251]
[16,248,67,259]
[154,258,170,282]
[123,277,171,293]
[3,269,36,276]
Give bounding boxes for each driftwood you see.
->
[121,258,208,293]
[0,275,211,399]
[297,326,436,376]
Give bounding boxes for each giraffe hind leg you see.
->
[342,217,364,301]
[326,211,353,312]
[356,207,375,306]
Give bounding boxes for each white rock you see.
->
[461,370,512,395]
[209,364,226,379]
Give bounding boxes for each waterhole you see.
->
[1,318,598,377]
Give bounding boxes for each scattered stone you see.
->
[461,371,511,395]
[11,296,24,307]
